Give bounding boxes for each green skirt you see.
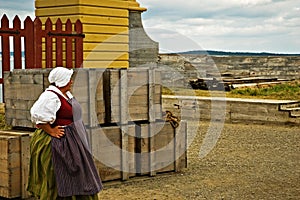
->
[27,129,99,200]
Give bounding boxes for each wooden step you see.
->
[279,102,300,111]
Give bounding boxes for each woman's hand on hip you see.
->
[37,123,65,138]
[50,126,65,138]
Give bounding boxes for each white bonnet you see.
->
[48,67,74,87]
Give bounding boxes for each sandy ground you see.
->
[98,121,300,200]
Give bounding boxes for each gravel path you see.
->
[98,121,300,200]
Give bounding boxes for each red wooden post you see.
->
[65,19,73,68]
[13,16,22,69]
[1,15,11,73]
[45,18,53,68]
[33,17,43,68]
[24,16,34,68]
[75,19,83,68]
[55,18,63,67]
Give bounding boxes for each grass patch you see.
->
[0,113,12,130]
[163,81,300,100]
[229,81,300,100]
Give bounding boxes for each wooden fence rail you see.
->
[0,14,84,100]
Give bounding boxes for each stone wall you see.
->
[158,54,300,88]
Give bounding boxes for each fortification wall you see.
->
[158,54,300,88]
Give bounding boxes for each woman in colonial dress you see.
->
[27,67,103,199]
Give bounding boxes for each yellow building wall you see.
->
[35,0,146,68]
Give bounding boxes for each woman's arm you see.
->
[37,123,65,138]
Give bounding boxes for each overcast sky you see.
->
[0,0,299,54]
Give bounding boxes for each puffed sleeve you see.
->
[30,91,61,124]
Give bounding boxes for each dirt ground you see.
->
[98,121,300,200]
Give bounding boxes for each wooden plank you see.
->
[13,16,22,69]
[148,68,156,123]
[136,121,179,176]
[84,43,128,52]
[65,19,73,68]
[149,123,156,176]
[120,69,128,125]
[1,15,11,73]
[35,0,129,10]
[55,18,63,66]
[35,6,129,18]
[84,33,128,43]
[88,69,105,127]
[0,168,21,197]
[83,52,128,61]
[91,124,136,181]
[33,17,42,68]
[120,69,129,180]
[0,152,20,171]
[40,16,128,27]
[0,138,9,160]
[0,134,21,198]
[91,126,122,181]
[45,18,53,68]
[175,120,188,172]
[21,134,31,199]
[74,19,84,68]
[128,86,148,96]
[24,16,34,67]
[136,123,150,175]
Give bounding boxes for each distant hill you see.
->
[1,50,299,57]
[174,50,300,56]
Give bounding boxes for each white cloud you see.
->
[139,0,300,53]
[0,0,298,53]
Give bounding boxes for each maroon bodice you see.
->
[49,90,73,126]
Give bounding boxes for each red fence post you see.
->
[1,15,11,74]
[13,16,22,69]
[75,19,84,68]
[55,18,63,67]
[24,16,34,68]
[33,17,43,68]
[45,18,53,68]
[65,19,73,69]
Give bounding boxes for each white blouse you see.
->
[30,85,73,125]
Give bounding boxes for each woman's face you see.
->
[65,79,73,91]
[59,79,73,93]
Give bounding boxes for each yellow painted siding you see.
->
[35,0,146,68]
[37,15,128,26]
[35,0,129,10]
[35,0,146,11]
[83,60,129,68]
[84,43,129,52]
[36,6,128,18]
[84,52,128,61]
[83,25,128,35]
[84,34,128,43]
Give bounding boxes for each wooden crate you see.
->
[4,69,48,128]
[103,68,162,124]
[72,69,106,126]
[135,120,187,176]
[4,67,162,128]
[0,131,31,199]
[90,124,136,181]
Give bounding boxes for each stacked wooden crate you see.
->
[4,69,50,128]
[70,67,186,180]
[2,67,187,195]
[0,131,31,199]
